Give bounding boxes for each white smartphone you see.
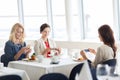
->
[83,49,95,62]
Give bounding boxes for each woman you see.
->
[1,23,31,66]
[34,23,61,58]
[80,24,117,68]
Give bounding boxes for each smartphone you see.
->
[84,49,89,52]
[83,49,95,62]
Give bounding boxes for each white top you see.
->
[34,38,57,56]
[92,44,114,67]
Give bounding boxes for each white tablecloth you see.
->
[8,58,82,80]
[0,67,30,80]
[75,60,93,80]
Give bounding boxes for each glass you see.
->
[108,66,120,80]
[109,66,115,76]
[96,64,109,80]
[37,55,44,63]
[50,49,60,64]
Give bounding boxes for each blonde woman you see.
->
[1,23,31,66]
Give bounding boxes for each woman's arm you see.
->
[34,40,40,55]
[88,48,96,55]
[4,41,15,60]
[49,39,61,54]
[14,46,31,60]
[41,48,50,56]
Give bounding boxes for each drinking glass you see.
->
[108,66,120,80]
[96,64,109,80]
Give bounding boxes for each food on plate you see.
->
[73,57,84,62]
[77,57,84,61]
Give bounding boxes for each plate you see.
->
[72,57,84,62]
[50,61,60,64]
[22,58,36,62]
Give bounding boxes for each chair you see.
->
[0,74,22,80]
[102,59,116,67]
[69,63,84,80]
[87,62,97,80]
[39,73,69,80]
[102,59,117,76]
[90,59,117,80]
[1,54,8,67]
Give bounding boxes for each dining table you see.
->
[8,57,84,80]
[0,67,30,80]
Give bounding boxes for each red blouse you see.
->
[44,41,51,58]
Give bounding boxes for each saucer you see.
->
[50,61,60,64]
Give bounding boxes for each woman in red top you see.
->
[34,23,61,58]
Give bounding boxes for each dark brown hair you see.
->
[40,23,50,33]
[98,24,117,58]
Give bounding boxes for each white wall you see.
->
[0,39,120,53]
[55,41,102,50]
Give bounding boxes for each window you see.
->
[51,0,67,41]
[83,0,116,41]
[0,0,18,39]
[70,0,81,41]
[23,0,47,40]
[0,0,119,41]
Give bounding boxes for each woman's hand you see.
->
[25,47,32,55]
[14,47,31,60]
[43,48,51,56]
[88,48,96,55]
[55,48,61,54]
[20,47,31,54]
[80,50,88,60]
[45,48,51,53]
[20,47,27,54]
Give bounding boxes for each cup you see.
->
[74,52,80,59]
[37,55,44,63]
[51,56,59,64]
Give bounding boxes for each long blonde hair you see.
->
[9,23,25,44]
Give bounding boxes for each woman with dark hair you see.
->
[34,23,61,58]
[80,24,117,67]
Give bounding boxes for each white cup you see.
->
[37,55,44,63]
[74,52,80,59]
[51,56,59,63]
[0,63,3,69]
